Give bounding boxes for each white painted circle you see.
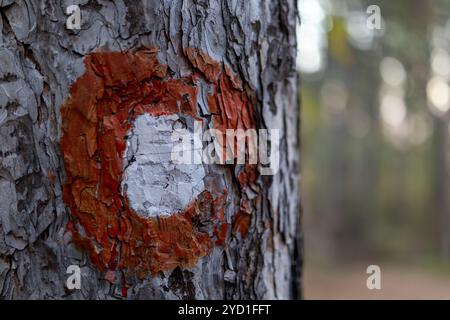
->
[122,113,205,218]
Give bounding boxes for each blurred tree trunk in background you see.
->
[433,106,450,258]
[0,0,301,299]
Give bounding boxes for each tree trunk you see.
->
[0,0,300,299]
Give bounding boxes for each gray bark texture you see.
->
[0,0,301,299]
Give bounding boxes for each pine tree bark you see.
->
[0,0,301,299]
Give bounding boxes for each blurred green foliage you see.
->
[301,0,450,265]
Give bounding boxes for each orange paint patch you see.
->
[60,46,258,285]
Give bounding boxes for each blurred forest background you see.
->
[299,0,450,298]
